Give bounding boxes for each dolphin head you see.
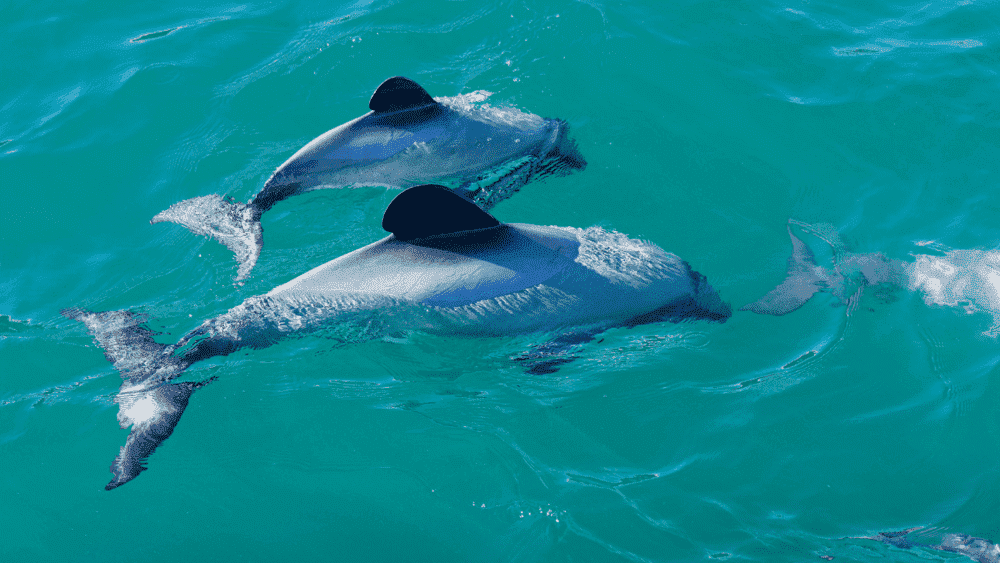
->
[543,120,587,173]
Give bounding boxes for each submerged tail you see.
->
[152,194,263,281]
[63,308,211,490]
[741,225,825,316]
[865,528,1000,563]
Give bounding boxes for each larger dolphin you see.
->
[152,77,586,280]
[69,185,728,490]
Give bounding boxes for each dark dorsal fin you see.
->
[383,185,500,241]
[369,76,437,113]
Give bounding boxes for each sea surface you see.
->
[3,0,999,561]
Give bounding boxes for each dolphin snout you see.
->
[548,121,587,171]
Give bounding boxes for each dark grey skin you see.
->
[152,77,586,280]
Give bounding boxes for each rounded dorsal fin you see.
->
[369,76,437,113]
[382,185,500,241]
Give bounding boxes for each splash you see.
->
[910,248,1000,336]
[438,91,547,131]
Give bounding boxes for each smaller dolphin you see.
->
[744,220,1000,335]
[863,528,1000,563]
[152,76,586,280]
[741,220,907,316]
[70,185,728,490]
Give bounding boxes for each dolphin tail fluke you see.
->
[63,308,206,489]
[741,226,824,316]
[62,308,178,379]
[106,377,216,490]
[151,194,263,280]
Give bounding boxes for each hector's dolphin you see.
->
[69,185,728,490]
[744,220,1000,335]
[864,527,1000,563]
[742,220,907,316]
[152,76,586,280]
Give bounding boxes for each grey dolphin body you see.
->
[742,220,908,316]
[152,77,586,280]
[865,528,1000,563]
[746,221,1000,336]
[70,185,728,490]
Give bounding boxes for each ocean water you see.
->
[2,0,999,560]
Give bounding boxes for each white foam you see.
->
[437,91,546,131]
[909,249,1000,335]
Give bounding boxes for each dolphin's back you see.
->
[260,100,559,197]
[267,226,573,306]
[264,186,729,335]
[268,222,729,335]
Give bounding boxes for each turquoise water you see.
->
[3,0,999,560]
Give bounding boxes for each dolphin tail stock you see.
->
[63,308,211,489]
[741,223,825,316]
[151,194,263,281]
[62,307,181,379]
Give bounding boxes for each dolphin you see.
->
[863,528,1000,563]
[152,76,587,280]
[741,220,908,316]
[743,220,1000,335]
[69,184,729,490]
